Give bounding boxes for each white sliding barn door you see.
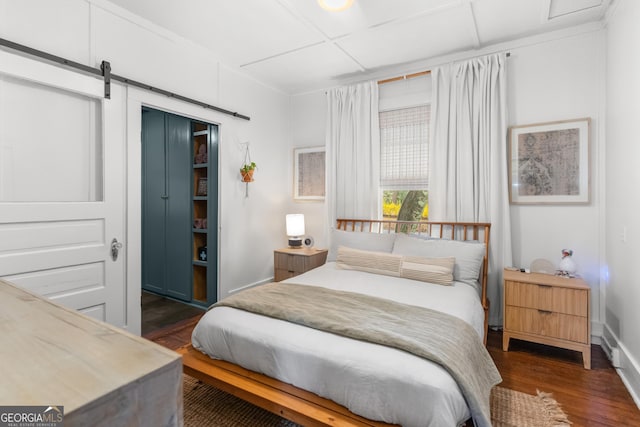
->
[0,50,128,329]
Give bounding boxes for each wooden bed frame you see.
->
[178,219,491,427]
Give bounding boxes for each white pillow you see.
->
[392,233,485,286]
[327,229,396,262]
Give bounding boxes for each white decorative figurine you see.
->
[558,249,577,276]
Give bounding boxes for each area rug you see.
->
[183,374,571,427]
[490,386,571,427]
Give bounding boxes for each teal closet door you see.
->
[141,109,192,301]
[165,114,192,301]
[141,108,167,294]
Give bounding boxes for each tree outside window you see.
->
[382,190,428,220]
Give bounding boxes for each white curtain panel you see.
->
[325,81,381,228]
[429,53,513,326]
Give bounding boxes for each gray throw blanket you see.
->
[214,282,501,427]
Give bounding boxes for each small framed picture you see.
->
[508,118,590,204]
[294,146,325,201]
[196,177,207,196]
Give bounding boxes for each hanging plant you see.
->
[240,161,256,182]
[239,143,256,183]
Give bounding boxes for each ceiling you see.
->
[105,0,610,94]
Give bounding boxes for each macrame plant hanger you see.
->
[240,143,254,198]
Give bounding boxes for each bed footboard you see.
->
[178,344,398,427]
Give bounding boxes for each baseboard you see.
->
[591,320,603,346]
[603,324,640,408]
[618,344,640,408]
[227,278,273,295]
[600,331,621,368]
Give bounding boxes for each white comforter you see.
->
[192,262,485,427]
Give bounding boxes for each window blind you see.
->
[379,104,430,189]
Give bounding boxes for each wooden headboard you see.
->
[336,218,491,344]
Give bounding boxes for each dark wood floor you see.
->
[488,332,639,427]
[147,313,640,426]
[141,291,205,336]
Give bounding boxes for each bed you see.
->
[179,219,499,427]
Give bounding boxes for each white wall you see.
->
[605,0,640,405]
[288,91,329,246]
[0,0,292,315]
[507,30,605,334]
[217,65,291,295]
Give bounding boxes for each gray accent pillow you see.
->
[327,229,396,262]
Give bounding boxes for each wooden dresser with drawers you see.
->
[503,269,591,369]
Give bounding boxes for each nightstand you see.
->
[503,268,591,369]
[274,248,328,282]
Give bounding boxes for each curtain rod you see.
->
[0,37,251,121]
[377,52,511,86]
[378,70,431,85]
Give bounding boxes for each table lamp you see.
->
[286,214,305,248]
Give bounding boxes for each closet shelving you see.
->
[192,124,210,305]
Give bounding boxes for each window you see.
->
[379,105,430,221]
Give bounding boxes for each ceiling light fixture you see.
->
[318,0,354,12]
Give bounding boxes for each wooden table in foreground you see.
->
[502,269,591,369]
[0,279,183,426]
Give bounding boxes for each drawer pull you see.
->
[538,284,552,288]
[538,309,552,314]
[288,270,295,273]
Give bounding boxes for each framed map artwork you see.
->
[508,118,590,204]
[294,146,325,201]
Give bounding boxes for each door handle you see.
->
[111,238,123,261]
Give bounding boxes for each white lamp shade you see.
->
[286,214,305,237]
